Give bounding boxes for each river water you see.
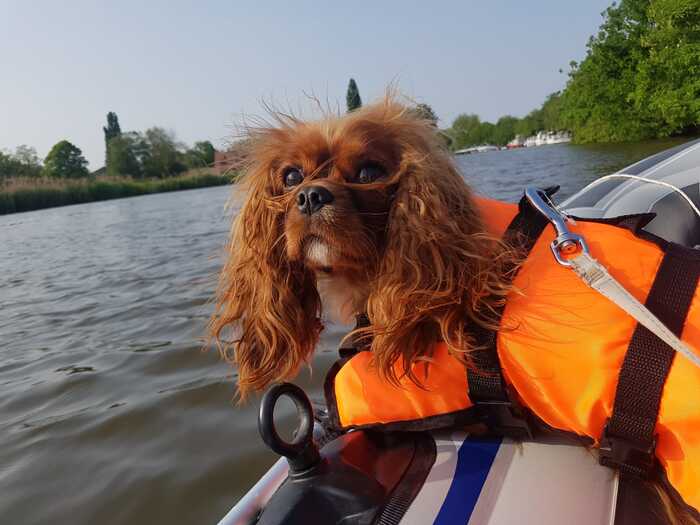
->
[0,138,690,524]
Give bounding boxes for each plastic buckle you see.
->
[474,401,533,440]
[599,420,656,478]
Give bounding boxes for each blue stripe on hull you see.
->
[433,438,501,525]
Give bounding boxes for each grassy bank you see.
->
[0,170,234,215]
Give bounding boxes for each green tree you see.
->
[104,127,211,178]
[0,145,43,178]
[478,122,496,144]
[103,111,122,167]
[0,146,42,179]
[413,103,439,126]
[559,0,657,142]
[139,127,186,178]
[541,92,563,131]
[633,0,700,135]
[492,116,519,146]
[450,114,509,147]
[106,132,142,178]
[13,145,41,171]
[346,78,362,112]
[0,150,16,179]
[184,140,215,168]
[43,140,90,178]
[450,113,482,149]
[514,107,545,138]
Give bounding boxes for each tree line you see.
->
[1,113,215,181]
[103,112,215,179]
[344,77,561,150]
[0,140,92,180]
[346,0,699,149]
[447,92,563,149]
[557,0,699,143]
[446,0,699,149]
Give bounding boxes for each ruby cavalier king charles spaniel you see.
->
[209,97,512,398]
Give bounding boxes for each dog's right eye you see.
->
[283,168,303,187]
[356,164,385,184]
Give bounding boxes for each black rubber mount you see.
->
[258,383,320,473]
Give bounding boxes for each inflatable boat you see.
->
[219,138,700,525]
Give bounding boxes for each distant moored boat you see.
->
[454,145,500,155]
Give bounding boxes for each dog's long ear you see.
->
[209,140,321,400]
[365,115,513,384]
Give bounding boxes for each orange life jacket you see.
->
[325,196,700,511]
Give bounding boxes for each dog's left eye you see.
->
[356,164,385,184]
[283,168,304,187]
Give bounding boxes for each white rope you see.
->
[569,252,700,369]
[585,173,700,220]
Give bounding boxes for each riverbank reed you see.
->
[0,170,233,215]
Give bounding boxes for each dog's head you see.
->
[210,98,512,398]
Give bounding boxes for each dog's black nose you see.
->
[296,186,334,215]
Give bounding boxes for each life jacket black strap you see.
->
[600,243,700,478]
[466,189,552,437]
[337,313,371,360]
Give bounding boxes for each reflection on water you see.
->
[0,138,691,524]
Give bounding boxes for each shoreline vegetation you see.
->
[444,0,700,151]
[1,111,235,215]
[0,169,233,216]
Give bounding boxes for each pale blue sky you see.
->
[1,1,612,168]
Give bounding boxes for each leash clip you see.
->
[524,187,590,267]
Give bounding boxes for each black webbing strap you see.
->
[337,314,371,360]
[600,243,700,478]
[466,190,551,437]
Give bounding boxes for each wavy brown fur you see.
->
[360,119,516,385]
[209,130,323,397]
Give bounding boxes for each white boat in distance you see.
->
[523,130,572,147]
[454,145,500,155]
[457,132,572,155]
